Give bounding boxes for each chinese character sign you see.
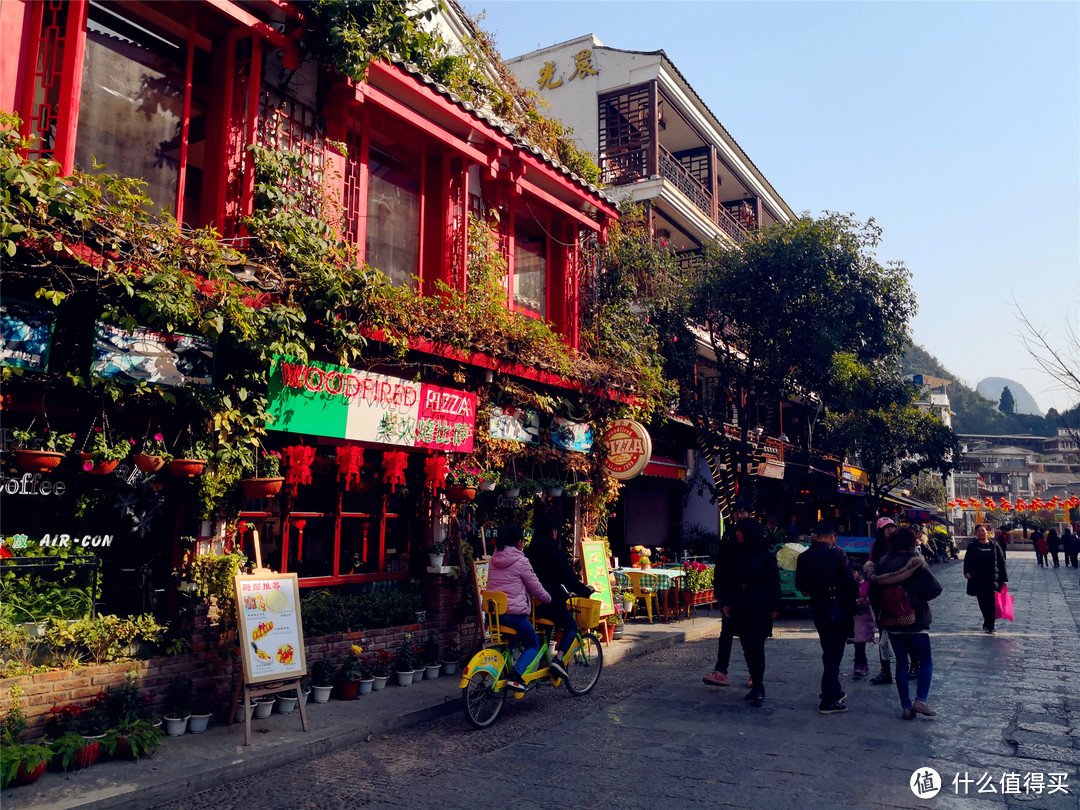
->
[234,573,306,685]
[266,355,475,452]
[536,49,599,91]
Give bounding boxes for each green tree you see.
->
[822,397,961,515]
[659,213,917,511]
[998,385,1016,415]
[909,472,947,509]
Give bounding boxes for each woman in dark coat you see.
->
[868,527,943,720]
[963,523,1008,633]
[1046,529,1061,569]
[716,518,781,707]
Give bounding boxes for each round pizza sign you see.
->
[600,419,652,480]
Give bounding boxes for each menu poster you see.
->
[579,540,614,617]
[234,573,307,685]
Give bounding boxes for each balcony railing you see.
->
[658,146,749,245]
[659,145,711,216]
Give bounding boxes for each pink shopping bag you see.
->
[994,584,1014,622]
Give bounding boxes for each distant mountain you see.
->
[975,378,1043,417]
[901,344,1055,436]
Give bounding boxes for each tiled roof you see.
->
[390,57,617,208]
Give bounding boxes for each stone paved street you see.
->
[156,553,1079,810]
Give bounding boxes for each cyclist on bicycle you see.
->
[525,512,596,682]
[487,524,550,692]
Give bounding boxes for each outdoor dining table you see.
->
[615,567,685,622]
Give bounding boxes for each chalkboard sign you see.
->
[234,573,306,685]
[580,540,614,617]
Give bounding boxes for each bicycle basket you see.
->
[570,597,602,630]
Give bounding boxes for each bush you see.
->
[300,589,425,637]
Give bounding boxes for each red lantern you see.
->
[947,500,956,509]
[382,450,408,492]
[283,445,316,487]
[956,498,969,509]
[336,446,365,490]
[424,454,449,491]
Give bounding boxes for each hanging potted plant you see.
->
[445,461,481,503]
[168,437,209,479]
[516,477,543,500]
[10,425,76,473]
[478,468,499,492]
[542,478,564,498]
[80,426,129,475]
[132,431,171,473]
[240,449,284,499]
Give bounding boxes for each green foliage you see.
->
[42,613,165,664]
[310,656,337,687]
[10,427,76,452]
[163,678,193,719]
[187,552,247,642]
[1,686,28,745]
[105,719,162,760]
[998,385,1016,415]
[299,588,424,637]
[48,731,90,772]
[103,670,153,726]
[0,737,51,788]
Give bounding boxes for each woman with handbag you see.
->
[963,524,1008,634]
[868,527,943,720]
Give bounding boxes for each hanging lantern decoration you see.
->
[336,446,365,490]
[283,445,317,487]
[382,450,408,492]
[947,500,956,509]
[985,498,996,511]
[424,454,449,492]
[955,498,968,509]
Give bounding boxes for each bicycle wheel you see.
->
[462,669,505,728]
[563,632,603,696]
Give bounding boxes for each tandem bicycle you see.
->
[459,588,604,728]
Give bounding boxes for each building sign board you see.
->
[550,416,593,452]
[600,419,652,480]
[488,406,541,444]
[91,321,215,389]
[0,299,56,371]
[838,463,869,495]
[266,355,476,452]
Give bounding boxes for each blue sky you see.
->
[461,0,1080,415]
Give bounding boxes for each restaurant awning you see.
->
[641,454,688,480]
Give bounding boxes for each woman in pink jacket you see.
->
[486,525,550,692]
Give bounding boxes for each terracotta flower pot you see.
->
[75,739,102,768]
[445,486,476,504]
[336,680,359,700]
[14,449,65,473]
[133,452,166,472]
[12,760,47,786]
[80,454,119,475]
[240,477,285,498]
[168,458,207,479]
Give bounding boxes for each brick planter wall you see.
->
[1,572,468,735]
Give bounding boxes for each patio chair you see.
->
[632,573,660,623]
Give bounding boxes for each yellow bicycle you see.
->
[459,590,604,729]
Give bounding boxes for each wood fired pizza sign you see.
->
[599,419,652,480]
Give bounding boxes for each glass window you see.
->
[366,124,420,289]
[75,2,208,224]
[514,217,547,318]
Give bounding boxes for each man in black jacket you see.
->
[704,500,752,687]
[796,521,858,714]
[525,511,594,680]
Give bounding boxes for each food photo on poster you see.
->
[237,576,305,681]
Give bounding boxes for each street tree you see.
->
[658,212,917,512]
[998,385,1015,415]
[821,391,961,517]
[1015,302,1080,439]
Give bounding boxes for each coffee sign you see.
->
[600,419,652,480]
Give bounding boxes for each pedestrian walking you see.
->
[704,500,752,688]
[1063,529,1079,569]
[1032,528,1047,567]
[849,565,875,678]
[868,527,943,721]
[995,528,1009,558]
[1046,529,1061,569]
[715,517,781,708]
[867,517,896,685]
[963,524,1008,634]
[795,521,858,714]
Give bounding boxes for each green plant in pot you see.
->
[516,477,543,498]
[132,432,172,472]
[0,737,51,788]
[105,719,163,761]
[162,678,193,735]
[10,426,76,473]
[49,731,96,772]
[426,541,446,566]
[80,428,130,473]
[310,656,336,703]
[188,687,215,733]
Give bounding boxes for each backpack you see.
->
[878,583,916,627]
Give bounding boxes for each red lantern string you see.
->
[336,446,365,490]
[424,454,449,491]
[382,450,408,492]
[283,445,316,487]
